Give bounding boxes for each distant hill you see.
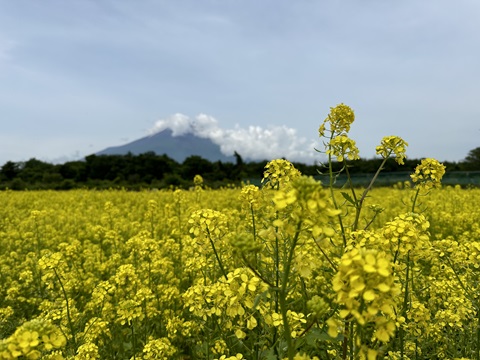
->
[95,129,236,163]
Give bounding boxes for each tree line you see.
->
[1,147,479,190]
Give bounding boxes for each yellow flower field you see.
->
[1,104,479,359]
[0,182,479,359]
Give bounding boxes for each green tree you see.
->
[0,161,20,181]
[181,155,214,180]
[18,158,58,184]
[462,146,480,170]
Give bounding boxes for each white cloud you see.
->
[148,113,192,136]
[149,113,319,164]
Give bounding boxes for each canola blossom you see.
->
[411,157,447,190]
[375,135,409,165]
[1,104,479,360]
[319,103,356,137]
[326,135,360,162]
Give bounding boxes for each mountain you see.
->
[95,129,236,163]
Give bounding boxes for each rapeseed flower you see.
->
[215,354,243,360]
[193,174,204,187]
[0,319,66,359]
[142,338,177,360]
[272,175,340,237]
[331,247,399,342]
[376,135,408,165]
[326,135,360,162]
[188,209,228,239]
[410,158,446,190]
[319,103,355,137]
[381,212,430,259]
[74,342,99,359]
[262,159,301,189]
[238,184,262,210]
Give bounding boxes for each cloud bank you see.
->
[148,113,319,164]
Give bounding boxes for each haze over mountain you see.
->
[96,113,319,164]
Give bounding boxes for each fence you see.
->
[244,171,480,188]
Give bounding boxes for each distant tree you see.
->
[463,147,480,170]
[10,178,26,190]
[0,161,20,181]
[84,154,122,180]
[59,161,87,182]
[181,155,214,180]
[19,158,57,183]
[234,151,244,168]
[244,160,269,179]
[232,151,246,180]
[135,152,178,182]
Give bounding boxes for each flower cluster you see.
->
[229,232,263,255]
[272,175,340,237]
[183,267,268,339]
[238,184,262,210]
[376,135,409,165]
[214,354,243,360]
[74,342,99,359]
[193,174,204,187]
[381,212,430,259]
[331,247,400,343]
[188,209,228,239]
[141,337,177,360]
[319,103,355,136]
[0,319,66,359]
[307,295,329,319]
[261,159,301,189]
[326,135,360,162]
[410,158,446,190]
[264,310,307,338]
[38,252,63,271]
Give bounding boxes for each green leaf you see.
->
[341,191,357,207]
[262,348,277,360]
[302,327,334,346]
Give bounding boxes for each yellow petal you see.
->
[363,290,376,301]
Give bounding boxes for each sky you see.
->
[1,0,479,166]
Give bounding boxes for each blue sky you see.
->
[1,0,479,165]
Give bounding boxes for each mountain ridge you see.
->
[95,129,236,163]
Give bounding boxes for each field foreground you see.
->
[0,183,479,359]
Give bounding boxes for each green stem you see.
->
[343,160,359,219]
[131,321,137,360]
[274,214,281,308]
[34,219,42,259]
[273,216,280,359]
[477,313,480,360]
[241,253,276,289]
[327,150,347,248]
[250,204,258,267]
[411,187,420,213]
[443,255,473,297]
[313,236,337,271]
[353,153,391,230]
[279,221,303,360]
[363,210,380,231]
[207,228,228,281]
[150,213,155,239]
[53,268,77,351]
[342,323,348,359]
[400,252,411,359]
[250,204,257,243]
